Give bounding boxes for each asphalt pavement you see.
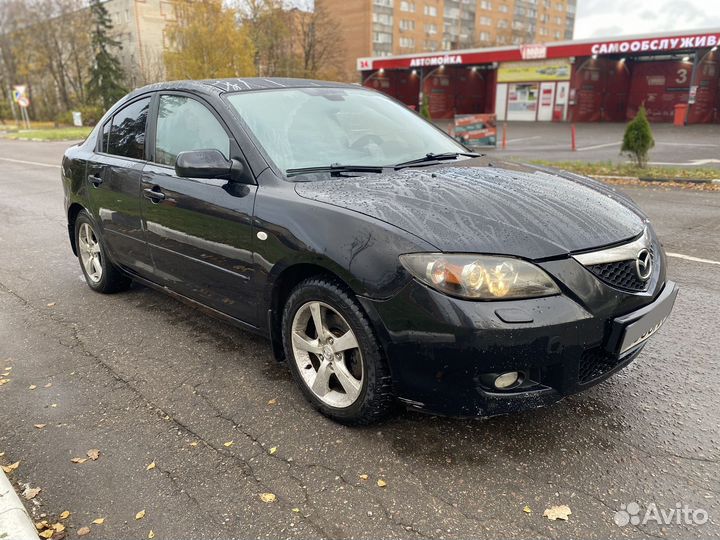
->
[0,139,719,539]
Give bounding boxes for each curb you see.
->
[0,467,38,540]
[593,174,719,185]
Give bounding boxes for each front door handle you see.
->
[143,187,166,202]
[88,174,103,186]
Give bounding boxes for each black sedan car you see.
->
[62,78,678,424]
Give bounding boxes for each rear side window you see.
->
[155,95,229,167]
[107,97,151,160]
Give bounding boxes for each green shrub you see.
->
[420,94,431,120]
[54,104,105,127]
[621,105,655,168]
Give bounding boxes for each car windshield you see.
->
[226,87,466,175]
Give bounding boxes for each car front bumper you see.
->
[358,256,678,418]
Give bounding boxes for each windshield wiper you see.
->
[394,152,483,170]
[286,164,384,178]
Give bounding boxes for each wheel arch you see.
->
[267,263,355,362]
[67,202,87,256]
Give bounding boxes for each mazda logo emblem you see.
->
[636,249,652,281]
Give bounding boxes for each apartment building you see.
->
[102,0,180,85]
[319,0,576,77]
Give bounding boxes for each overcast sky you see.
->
[574,0,720,39]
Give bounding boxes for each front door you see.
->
[140,93,258,325]
[537,82,556,121]
[87,96,154,276]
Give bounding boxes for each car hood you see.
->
[294,159,646,259]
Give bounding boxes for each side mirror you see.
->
[175,149,250,183]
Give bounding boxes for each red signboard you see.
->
[357,31,720,71]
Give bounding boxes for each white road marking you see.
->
[577,142,621,151]
[0,156,60,169]
[666,252,720,266]
[655,141,720,148]
[506,136,541,144]
[649,158,720,166]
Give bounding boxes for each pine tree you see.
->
[86,0,126,110]
[621,105,655,168]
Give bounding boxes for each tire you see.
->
[281,277,394,425]
[74,210,131,294]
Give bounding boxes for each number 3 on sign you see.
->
[676,68,688,84]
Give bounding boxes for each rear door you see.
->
[140,92,258,325]
[87,95,155,276]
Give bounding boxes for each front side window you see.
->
[226,87,465,174]
[155,95,230,167]
[107,97,151,160]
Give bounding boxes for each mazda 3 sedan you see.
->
[62,78,678,424]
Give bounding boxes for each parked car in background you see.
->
[62,78,678,424]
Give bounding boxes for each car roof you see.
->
[128,77,359,100]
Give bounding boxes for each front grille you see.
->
[586,242,656,292]
[578,347,624,384]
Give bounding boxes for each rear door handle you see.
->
[143,187,166,202]
[88,174,103,186]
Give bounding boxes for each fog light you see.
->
[494,371,520,389]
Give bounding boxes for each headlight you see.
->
[399,253,560,300]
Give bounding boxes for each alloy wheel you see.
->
[78,222,103,283]
[290,301,363,408]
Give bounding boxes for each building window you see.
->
[400,1,415,12]
[424,39,438,50]
[424,4,437,16]
[425,23,437,34]
[373,0,393,6]
[373,31,392,44]
[478,31,491,42]
[512,20,524,30]
[479,0,492,9]
[498,3,508,13]
[555,30,562,38]
[497,19,508,28]
[555,2,564,10]
[399,36,415,48]
[479,16,491,25]
[372,12,393,25]
[399,19,415,30]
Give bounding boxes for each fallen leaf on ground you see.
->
[2,461,20,473]
[135,510,146,520]
[39,529,54,538]
[259,493,277,503]
[47,302,56,307]
[71,457,88,464]
[52,523,65,533]
[223,441,233,447]
[4,367,11,371]
[87,449,100,460]
[1,372,8,376]
[0,379,10,386]
[359,474,368,480]
[292,508,300,513]
[50,404,57,408]
[523,505,532,513]
[44,383,52,388]
[269,446,277,455]
[35,520,49,530]
[189,441,198,447]
[146,462,156,470]
[28,385,37,390]
[267,398,277,405]
[543,505,572,521]
[377,479,387,488]
[34,424,47,429]
[59,511,71,520]
[92,518,105,525]
[24,487,41,499]
[77,526,91,536]
[148,531,155,539]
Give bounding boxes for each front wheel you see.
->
[75,211,131,294]
[282,277,394,425]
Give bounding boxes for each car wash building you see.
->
[357,29,720,124]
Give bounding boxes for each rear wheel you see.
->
[75,211,131,294]
[282,277,394,425]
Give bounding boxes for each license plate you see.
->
[612,283,678,355]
